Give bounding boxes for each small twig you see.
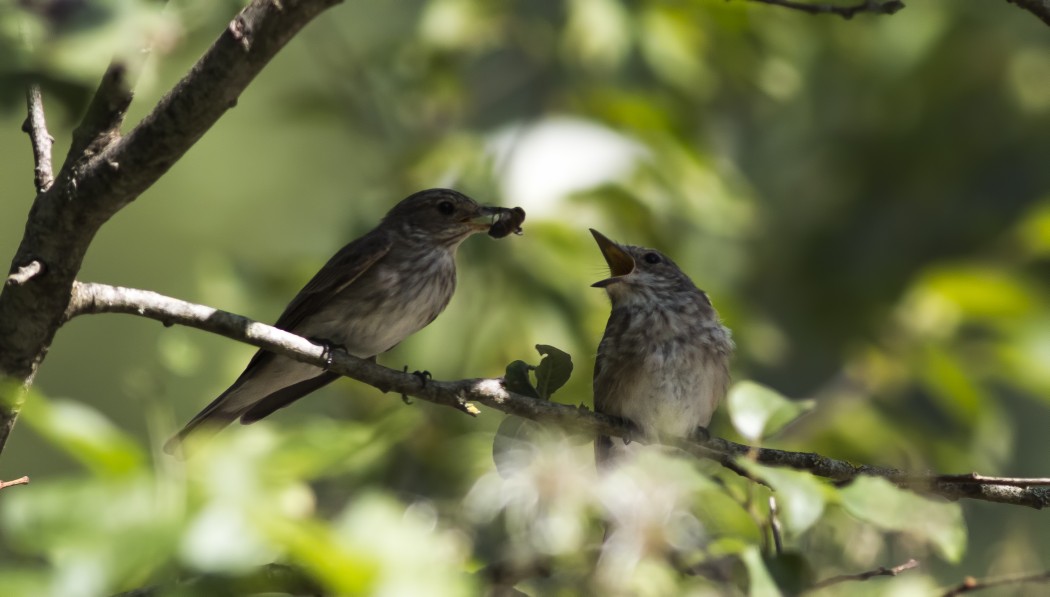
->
[941,570,1050,596]
[0,475,30,490]
[768,496,783,555]
[810,558,919,590]
[22,84,54,193]
[747,0,905,19]
[6,261,44,287]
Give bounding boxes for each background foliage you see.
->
[1,0,1049,594]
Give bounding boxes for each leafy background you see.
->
[1,0,1049,594]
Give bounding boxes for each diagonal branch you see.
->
[61,62,134,171]
[746,0,905,19]
[0,0,344,460]
[810,558,919,590]
[64,282,1050,510]
[22,84,54,193]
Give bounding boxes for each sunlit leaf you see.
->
[728,381,814,442]
[20,395,144,476]
[738,461,828,537]
[838,476,967,563]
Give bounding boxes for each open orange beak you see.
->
[590,229,634,288]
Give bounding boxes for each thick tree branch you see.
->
[0,0,343,458]
[746,0,905,19]
[62,62,134,169]
[22,84,54,193]
[65,282,1050,510]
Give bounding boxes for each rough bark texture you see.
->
[0,0,344,454]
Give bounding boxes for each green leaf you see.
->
[738,461,827,537]
[533,344,574,399]
[20,394,144,476]
[763,552,813,597]
[838,476,967,563]
[727,381,814,442]
[503,360,539,399]
[740,546,782,597]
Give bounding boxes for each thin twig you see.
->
[941,570,1050,596]
[746,0,905,19]
[22,84,54,193]
[63,281,1050,510]
[810,558,919,590]
[768,496,783,555]
[0,475,30,490]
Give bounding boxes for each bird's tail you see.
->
[163,389,244,457]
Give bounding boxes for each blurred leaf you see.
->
[739,461,828,537]
[20,394,144,476]
[491,415,541,478]
[838,476,967,563]
[534,344,573,399]
[917,265,1037,320]
[740,545,781,597]
[728,381,814,442]
[763,551,814,596]
[502,360,539,399]
[919,345,986,426]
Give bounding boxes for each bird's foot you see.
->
[311,338,347,370]
[401,367,432,404]
[691,425,712,443]
[615,417,642,446]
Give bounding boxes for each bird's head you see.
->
[384,189,525,248]
[590,228,705,306]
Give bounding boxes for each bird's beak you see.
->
[590,229,634,288]
[468,206,526,238]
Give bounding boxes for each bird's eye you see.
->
[644,252,661,264]
[437,201,455,215]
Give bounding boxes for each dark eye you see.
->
[437,201,455,215]
[644,252,661,264]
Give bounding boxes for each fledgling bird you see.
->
[590,229,732,467]
[165,189,525,453]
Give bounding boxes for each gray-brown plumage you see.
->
[165,189,524,453]
[590,229,732,467]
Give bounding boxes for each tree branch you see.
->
[61,62,134,170]
[65,282,1050,510]
[22,84,54,193]
[0,0,344,459]
[810,558,919,590]
[941,570,1050,596]
[746,0,905,19]
[0,476,30,491]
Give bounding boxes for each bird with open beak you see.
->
[589,229,732,467]
[165,189,525,454]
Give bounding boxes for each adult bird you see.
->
[165,189,525,453]
[590,229,732,467]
